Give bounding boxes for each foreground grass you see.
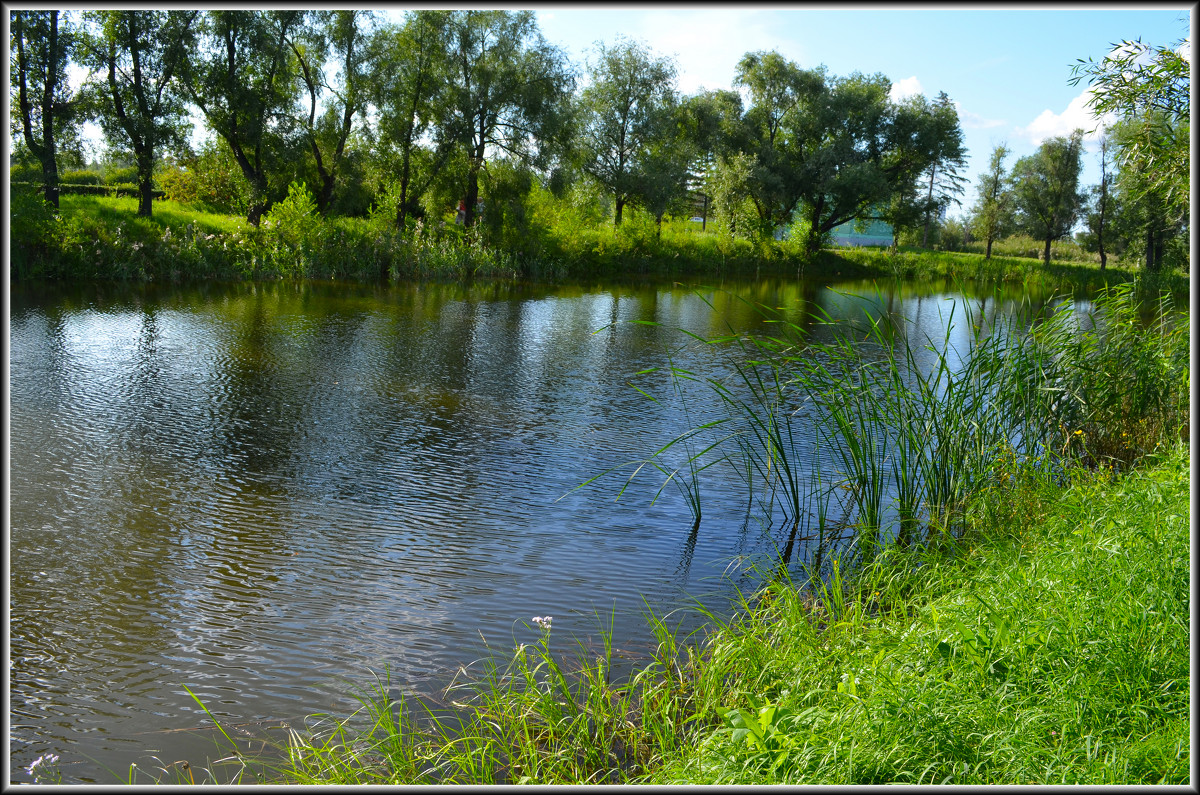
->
[176,446,1186,786]
[650,447,1190,784]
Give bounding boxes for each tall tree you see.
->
[919,91,968,247]
[79,11,198,217]
[576,37,679,227]
[969,143,1013,260]
[288,10,375,216]
[733,51,821,235]
[180,10,303,225]
[1108,116,1183,272]
[792,71,945,255]
[1084,134,1116,270]
[11,9,76,208]
[1011,130,1085,266]
[441,10,575,227]
[367,10,454,229]
[677,89,746,230]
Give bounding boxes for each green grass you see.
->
[649,445,1190,784]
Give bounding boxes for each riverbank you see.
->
[179,444,1186,786]
[9,192,1188,300]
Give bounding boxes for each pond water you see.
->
[9,276,1066,783]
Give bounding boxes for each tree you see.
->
[1108,117,1185,272]
[676,89,746,230]
[733,51,821,236]
[441,10,575,227]
[288,11,376,216]
[969,143,1014,259]
[919,91,968,247]
[180,11,304,225]
[78,11,198,217]
[1083,134,1116,270]
[1070,33,1189,226]
[366,10,454,229]
[575,37,679,228]
[878,92,957,251]
[11,10,77,208]
[792,71,946,256]
[1011,131,1085,265]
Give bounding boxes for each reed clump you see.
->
[658,282,1188,571]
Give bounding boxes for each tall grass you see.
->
[13,190,1188,296]
[656,282,1188,574]
[650,446,1190,784]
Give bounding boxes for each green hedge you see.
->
[10,181,166,200]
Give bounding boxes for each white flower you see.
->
[532,616,552,630]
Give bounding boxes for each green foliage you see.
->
[575,37,684,226]
[181,10,305,223]
[1010,132,1086,264]
[986,284,1188,469]
[59,168,103,185]
[159,137,255,215]
[1070,32,1189,225]
[968,144,1014,257]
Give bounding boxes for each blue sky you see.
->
[530,5,1191,219]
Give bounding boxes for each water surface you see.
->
[9,276,1060,783]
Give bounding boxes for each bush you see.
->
[103,165,141,186]
[60,169,103,186]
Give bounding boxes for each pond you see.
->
[9,276,1068,783]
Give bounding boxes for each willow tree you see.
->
[441,10,575,226]
[367,10,454,229]
[80,10,199,217]
[287,10,376,215]
[970,143,1014,260]
[11,9,76,208]
[575,37,679,228]
[180,10,303,225]
[1011,131,1085,266]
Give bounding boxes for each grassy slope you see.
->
[647,447,1190,785]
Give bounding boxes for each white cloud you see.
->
[889,76,923,102]
[634,10,786,95]
[956,105,1005,130]
[1018,87,1116,145]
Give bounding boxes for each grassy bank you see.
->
[10,189,1188,300]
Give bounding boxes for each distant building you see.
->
[830,216,892,248]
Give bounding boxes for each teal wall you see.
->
[830,217,892,247]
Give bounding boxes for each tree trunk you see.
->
[137,150,155,217]
[985,236,993,260]
[614,197,625,228]
[1043,235,1052,266]
[805,201,824,256]
[921,165,936,248]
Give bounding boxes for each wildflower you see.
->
[28,753,60,782]
[532,616,552,631]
